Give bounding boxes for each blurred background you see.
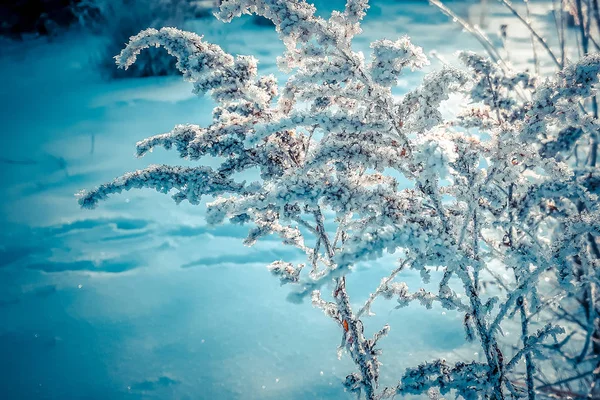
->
[0,1,574,399]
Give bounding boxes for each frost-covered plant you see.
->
[448,51,600,399]
[432,0,600,395]
[79,1,600,398]
[75,0,216,78]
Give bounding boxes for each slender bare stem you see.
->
[496,0,562,68]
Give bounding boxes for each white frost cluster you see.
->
[369,37,429,87]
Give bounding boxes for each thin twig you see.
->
[536,369,594,390]
[523,0,540,74]
[496,0,562,68]
[356,258,410,318]
[429,0,510,71]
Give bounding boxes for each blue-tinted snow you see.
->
[0,1,560,399]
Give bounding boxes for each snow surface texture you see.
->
[0,0,575,399]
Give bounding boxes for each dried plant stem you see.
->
[496,0,562,68]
